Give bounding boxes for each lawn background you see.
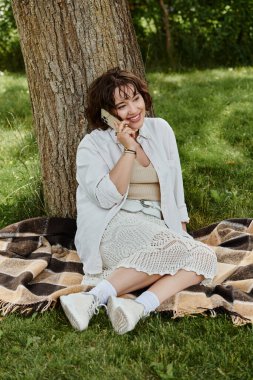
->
[0,68,253,379]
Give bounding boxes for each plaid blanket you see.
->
[0,217,252,325]
[0,217,84,315]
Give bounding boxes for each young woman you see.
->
[60,68,217,334]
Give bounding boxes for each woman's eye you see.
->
[134,96,140,101]
[118,105,126,109]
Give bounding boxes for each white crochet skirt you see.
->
[85,210,217,286]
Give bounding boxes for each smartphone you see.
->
[101,109,120,130]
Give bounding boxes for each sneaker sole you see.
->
[107,297,131,335]
[60,297,86,331]
[112,307,131,335]
[107,296,117,325]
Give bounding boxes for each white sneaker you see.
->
[107,296,145,335]
[60,293,98,331]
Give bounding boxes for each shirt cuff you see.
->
[96,173,124,206]
[178,206,190,223]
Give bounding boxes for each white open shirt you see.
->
[75,117,190,275]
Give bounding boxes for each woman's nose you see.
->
[127,101,137,115]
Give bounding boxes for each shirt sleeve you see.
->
[166,123,190,223]
[76,138,124,209]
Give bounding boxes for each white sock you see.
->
[135,291,160,315]
[88,279,117,305]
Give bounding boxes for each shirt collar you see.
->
[108,118,150,144]
[138,120,150,139]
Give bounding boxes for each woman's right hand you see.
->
[114,120,139,151]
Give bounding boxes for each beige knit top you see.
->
[127,159,161,201]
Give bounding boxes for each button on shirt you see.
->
[75,117,190,275]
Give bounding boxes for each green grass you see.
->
[0,68,253,379]
[0,73,44,228]
[148,67,253,229]
[1,310,253,380]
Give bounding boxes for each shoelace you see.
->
[93,305,100,315]
[84,295,100,317]
[89,296,106,316]
[99,303,108,312]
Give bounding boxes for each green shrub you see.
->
[0,0,24,71]
[130,0,253,69]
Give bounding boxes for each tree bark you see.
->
[158,0,174,66]
[11,0,146,217]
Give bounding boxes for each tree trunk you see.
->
[158,0,174,66]
[11,0,146,217]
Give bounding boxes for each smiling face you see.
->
[113,84,146,131]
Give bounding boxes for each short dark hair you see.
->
[86,67,152,131]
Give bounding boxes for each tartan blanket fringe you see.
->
[0,216,253,325]
[0,299,56,316]
[167,304,251,326]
